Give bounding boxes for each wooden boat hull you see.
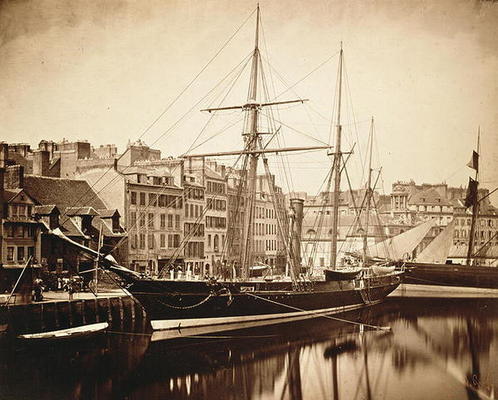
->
[17,322,109,342]
[404,262,498,289]
[128,273,403,331]
[324,268,362,281]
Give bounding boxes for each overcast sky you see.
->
[1,0,497,201]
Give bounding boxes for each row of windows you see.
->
[185,188,204,200]
[184,223,204,237]
[207,234,225,252]
[6,246,35,262]
[207,198,227,211]
[5,224,37,238]
[129,212,181,230]
[228,210,245,224]
[266,224,277,235]
[255,206,266,219]
[454,229,496,240]
[9,204,33,218]
[206,181,225,194]
[185,204,203,219]
[229,195,245,208]
[206,216,226,229]
[417,205,450,212]
[265,208,276,219]
[185,241,205,258]
[130,192,183,209]
[456,218,496,228]
[130,233,181,250]
[265,239,278,251]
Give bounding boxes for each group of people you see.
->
[32,276,89,302]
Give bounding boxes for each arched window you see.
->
[214,235,219,252]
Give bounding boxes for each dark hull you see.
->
[324,268,362,281]
[127,273,402,330]
[404,262,498,289]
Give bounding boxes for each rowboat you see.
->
[17,322,108,342]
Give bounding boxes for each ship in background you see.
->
[404,129,498,289]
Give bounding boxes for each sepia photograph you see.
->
[0,0,497,398]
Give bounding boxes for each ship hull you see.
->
[127,273,402,331]
[404,262,498,289]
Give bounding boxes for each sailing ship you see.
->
[55,5,403,334]
[405,129,498,289]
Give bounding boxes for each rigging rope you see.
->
[56,7,257,227]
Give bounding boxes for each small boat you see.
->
[324,267,362,281]
[371,265,396,276]
[17,322,109,342]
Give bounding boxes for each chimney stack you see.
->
[290,198,304,272]
[5,165,24,189]
[33,149,50,176]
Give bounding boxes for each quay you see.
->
[392,283,498,298]
[0,290,147,338]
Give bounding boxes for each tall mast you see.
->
[330,43,343,269]
[466,127,480,266]
[241,4,261,278]
[362,117,374,264]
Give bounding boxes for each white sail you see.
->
[415,219,456,264]
[367,220,435,261]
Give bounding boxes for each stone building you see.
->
[183,174,206,276]
[78,163,184,275]
[0,142,126,273]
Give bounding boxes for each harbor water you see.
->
[0,295,497,400]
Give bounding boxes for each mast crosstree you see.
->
[196,4,331,279]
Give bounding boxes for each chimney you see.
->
[33,149,50,176]
[5,165,24,189]
[290,198,304,272]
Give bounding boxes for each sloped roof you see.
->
[408,188,451,206]
[146,166,173,178]
[91,217,125,237]
[96,208,120,218]
[33,205,59,215]
[7,152,33,173]
[23,175,106,212]
[204,167,224,181]
[57,216,88,238]
[65,206,98,216]
[3,188,22,202]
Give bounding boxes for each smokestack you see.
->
[33,149,50,176]
[290,198,304,271]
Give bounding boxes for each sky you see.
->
[1,0,497,201]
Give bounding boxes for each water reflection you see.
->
[0,297,496,400]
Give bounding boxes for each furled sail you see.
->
[367,220,435,261]
[415,219,455,264]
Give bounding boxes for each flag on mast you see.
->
[466,150,479,172]
[464,177,478,208]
